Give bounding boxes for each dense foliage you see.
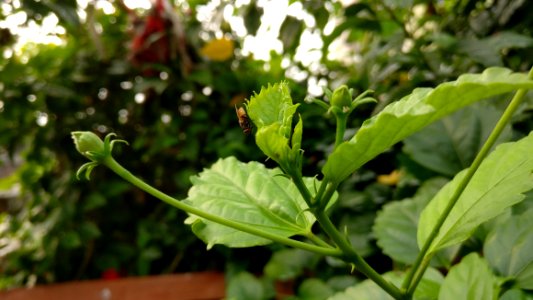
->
[1,0,533,298]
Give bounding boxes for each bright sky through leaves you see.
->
[1,0,329,95]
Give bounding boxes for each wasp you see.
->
[235,105,253,135]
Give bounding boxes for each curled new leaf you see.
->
[246,82,302,173]
[247,82,298,132]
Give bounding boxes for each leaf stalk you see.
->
[335,113,348,149]
[314,209,404,299]
[101,156,341,258]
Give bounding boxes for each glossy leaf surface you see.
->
[323,68,533,183]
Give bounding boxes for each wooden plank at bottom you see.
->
[0,272,225,300]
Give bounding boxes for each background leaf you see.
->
[184,157,325,248]
[500,289,533,300]
[418,132,533,255]
[403,103,512,176]
[298,278,335,300]
[279,16,304,53]
[226,271,271,300]
[374,178,458,267]
[457,32,533,66]
[438,253,497,300]
[264,248,318,281]
[323,68,533,183]
[328,268,442,300]
[484,208,533,290]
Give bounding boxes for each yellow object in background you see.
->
[200,38,234,61]
[377,170,401,186]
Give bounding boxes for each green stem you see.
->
[314,179,328,205]
[315,210,404,299]
[335,114,348,149]
[102,156,341,258]
[305,232,335,248]
[290,170,314,208]
[406,258,431,296]
[313,180,403,298]
[321,182,339,210]
[402,67,533,295]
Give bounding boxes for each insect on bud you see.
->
[235,106,253,135]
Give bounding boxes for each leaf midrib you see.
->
[434,156,530,250]
[207,168,310,232]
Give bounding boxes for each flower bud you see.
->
[330,85,352,109]
[71,131,105,160]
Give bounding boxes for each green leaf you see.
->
[484,208,533,290]
[323,18,381,49]
[44,1,80,29]
[279,16,304,53]
[0,170,19,191]
[226,272,269,300]
[438,253,498,300]
[374,178,458,267]
[457,32,533,67]
[184,157,331,249]
[500,289,533,300]
[247,82,298,133]
[247,82,301,170]
[78,222,101,240]
[243,2,263,36]
[344,3,376,17]
[264,249,318,281]
[323,68,533,184]
[298,278,334,300]
[292,115,303,151]
[255,124,290,163]
[326,276,358,292]
[61,231,82,249]
[328,268,442,300]
[412,268,445,300]
[403,104,512,176]
[382,0,414,9]
[418,133,533,255]
[83,192,106,211]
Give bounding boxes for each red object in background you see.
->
[101,268,120,280]
[126,0,192,76]
[129,0,172,75]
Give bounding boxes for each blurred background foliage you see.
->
[0,0,532,296]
